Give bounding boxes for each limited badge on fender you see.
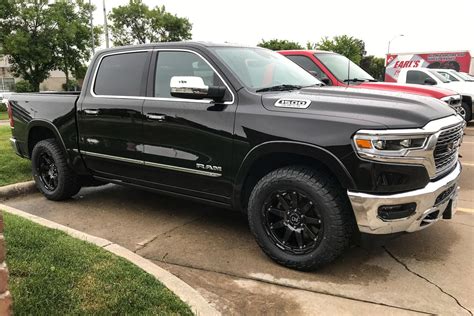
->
[274,99,311,109]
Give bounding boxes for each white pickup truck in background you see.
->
[435,69,474,83]
[396,68,474,121]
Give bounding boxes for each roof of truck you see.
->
[95,41,256,54]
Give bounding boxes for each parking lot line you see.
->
[461,162,474,167]
[457,207,474,213]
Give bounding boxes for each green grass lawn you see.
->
[3,213,193,315]
[0,126,32,186]
[0,112,7,120]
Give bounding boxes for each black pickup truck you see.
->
[5,42,464,270]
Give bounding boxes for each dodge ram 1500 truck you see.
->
[279,50,467,120]
[6,42,464,270]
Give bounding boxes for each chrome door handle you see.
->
[84,109,99,115]
[146,114,166,121]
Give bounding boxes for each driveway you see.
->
[3,124,474,315]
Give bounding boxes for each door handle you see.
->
[146,113,166,121]
[84,109,99,115]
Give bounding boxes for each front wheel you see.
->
[31,139,81,201]
[461,102,472,122]
[247,166,354,270]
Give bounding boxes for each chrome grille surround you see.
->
[433,122,464,177]
[354,115,465,179]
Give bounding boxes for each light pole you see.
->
[89,0,95,54]
[103,0,110,48]
[387,34,404,66]
[387,34,404,55]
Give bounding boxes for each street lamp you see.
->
[387,34,404,55]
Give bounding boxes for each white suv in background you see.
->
[397,68,474,121]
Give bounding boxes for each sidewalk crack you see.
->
[134,216,203,253]
[383,246,472,316]
[148,258,432,315]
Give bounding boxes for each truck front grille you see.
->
[433,123,463,177]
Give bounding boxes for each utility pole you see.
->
[103,0,110,48]
[89,0,95,54]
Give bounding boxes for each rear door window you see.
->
[94,52,148,96]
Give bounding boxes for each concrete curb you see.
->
[0,204,220,316]
[0,181,36,201]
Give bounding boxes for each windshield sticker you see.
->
[274,99,311,109]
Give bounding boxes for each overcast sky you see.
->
[91,0,474,57]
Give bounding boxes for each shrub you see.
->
[62,79,79,91]
[14,80,35,93]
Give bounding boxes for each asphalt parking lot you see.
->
[3,123,474,315]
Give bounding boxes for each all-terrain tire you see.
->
[247,166,354,271]
[31,139,81,200]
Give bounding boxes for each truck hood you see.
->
[357,82,458,99]
[439,82,474,97]
[261,86,456,129]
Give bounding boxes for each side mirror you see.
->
[321,77,331,85]
[424,77,437,85]
[170,76,226,101]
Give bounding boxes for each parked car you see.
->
[396,68,474,121]
[5,42,464,270]
[279,50,465,119]
[434,69,474,82]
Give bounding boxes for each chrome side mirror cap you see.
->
[170,76,226,101]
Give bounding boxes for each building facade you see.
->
[0,55,67,92]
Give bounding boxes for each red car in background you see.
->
[279,50,463,113]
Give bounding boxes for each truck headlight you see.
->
[355,137,427,152]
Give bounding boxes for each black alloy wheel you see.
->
[37,151,59,191]
[263,190,323,255]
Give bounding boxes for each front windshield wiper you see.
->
[343,78,377,83]
[256,84,303,92]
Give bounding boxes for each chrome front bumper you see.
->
[348,162,461,235]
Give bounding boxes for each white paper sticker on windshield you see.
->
[274,99,311,109]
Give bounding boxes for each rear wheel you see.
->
[247,166,354,270]
[31,139,81,200]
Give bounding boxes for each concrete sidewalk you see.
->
[1,125,473,315]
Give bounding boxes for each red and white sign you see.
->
[385,51,472,82]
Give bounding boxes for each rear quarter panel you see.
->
[9,93,79,158]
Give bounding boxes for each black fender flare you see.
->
[26,119,68,158]
[232,141,356,210]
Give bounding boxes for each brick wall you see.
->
[0,212,12,315]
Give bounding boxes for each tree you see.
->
[49,1,101,86]
[109,0,192,46]
[309,35,366,65]
[0,1,57,91]
[360,55,385,81]
[257,39,303,51]
[0,0,100,91]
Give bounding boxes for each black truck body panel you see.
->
[8,42,456,210]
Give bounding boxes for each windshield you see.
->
[212,47,321,90]
[457,72,474,82]
[430,70,451,83]
[315,53,374,83]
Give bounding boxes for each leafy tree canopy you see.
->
[308,35,366,65]
[109,0,192,46]
[0,0,100,91]
[257,39,303,51]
